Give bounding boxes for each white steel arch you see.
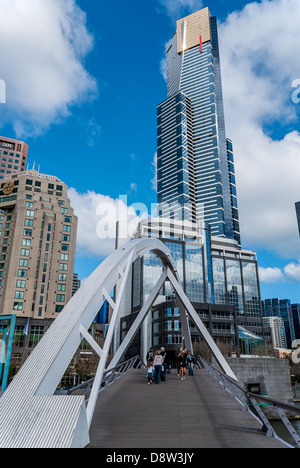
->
[0,237,237,449]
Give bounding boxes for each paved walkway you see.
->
[87,368,287,448]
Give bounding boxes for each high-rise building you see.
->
[263,316,287,349]
[0,136,28,179]
[262,299,296,349]
[296,202,300,237]
[157,7,241,245]
[0,169,77,320]
[292,303,300,341]
[72,273,81,296]
[115,218,269,360]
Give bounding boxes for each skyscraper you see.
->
[0,169,77,319]
[157,7,241,245]
[262,299,296,349]
[0,136,28,179]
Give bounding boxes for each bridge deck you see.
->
[88,368,287,448]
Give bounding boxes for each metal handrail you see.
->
[198,356,300,448]
[67,355,145,399]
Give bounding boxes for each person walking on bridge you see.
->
[186,350,195,376]
[179,349,187,381]
[153,349,164,384]
[176,346,183,376]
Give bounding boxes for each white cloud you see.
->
[0,0,97,137]
[258,266,285,284]
[284,261,300,282]
[258,257,300,283]
[68,188,141,258]
[218,0,300,258]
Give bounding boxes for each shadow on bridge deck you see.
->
[87,368,288,449]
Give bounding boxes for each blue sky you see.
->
[0,0,300,302]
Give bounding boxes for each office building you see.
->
[0,136,28,179]
[262,299,296,349]
[263,316,287,349]
[115,218,268,359]
[72,273,81,296]
[292,303,300,340]
[0,169,77,320]
[157,8,241,245]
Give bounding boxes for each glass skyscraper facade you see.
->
[115,8,269,360]
[121,218,268,357]
[262,298,296,349]
[157,8,241,245]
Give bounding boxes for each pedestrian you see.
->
[179,349,187,381]
[147,361,154,384]
[160,347,168,381]
[153,349,164,384]
[146,347,154,364]
[176,346,183,376]
[186,350,195,376]
[164,348,171,375]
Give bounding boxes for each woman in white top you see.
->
[153,350,164,384]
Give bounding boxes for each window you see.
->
[18,269,27,278]
[61,244,69,252]
[56,294,65,302]
[22,239,31,247]
[57,283,66,292]
[20,248,30,257]
[16,280,26,288]
[25,201,34,208]
[61,207,68,214]
[58,273,67,281]
[25,219,34,227]
[23,229,32,237]
[59,263,68,271]
[63,225,71,233]
[62,234,70,242]
[19,259,29,267]
[15,291,25,299]
[26,179,33,186]
[64,216,72,223]
[13,302,23,311]
[55,305,64,313]
[26,210,34,218]
[60,253,69,261]
[28,325,44,348]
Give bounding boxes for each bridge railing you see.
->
[198,356,300,448]
[66,355,145,401]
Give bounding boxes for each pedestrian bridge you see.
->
[0,237,299,449]
[85,362,289,449]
